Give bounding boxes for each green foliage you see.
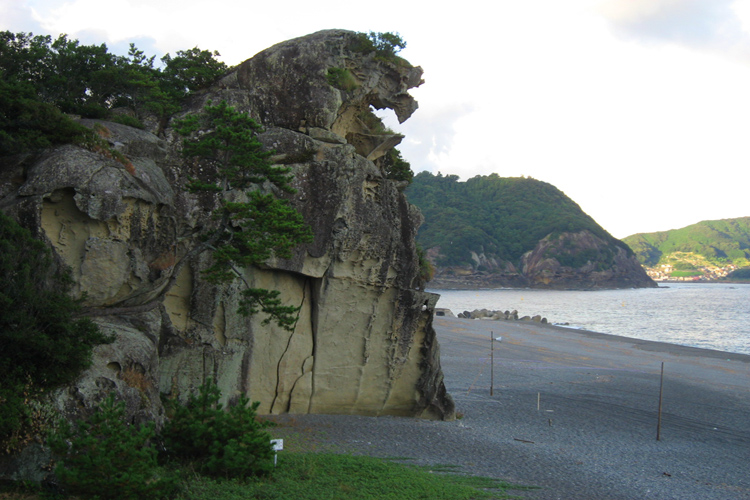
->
[553,246,614,270]
[0,212,111,451]
[381,147,414,184]
[669,270,702,278]
[353,31,407,62]
[406,172,624,268]
[623,217,750,268]
[416,244,435,284]
[358,107,392,135]
[109,112,146,129]
[161,379,274,478]
[726,268,750,280]
[175,101,312,330]
[48,394,177,499]
[161,48,228,94]
[672,261,696,270]
[176,453,528,500]
[326,67,358,91]
[0,77,93,155]
[0,30,228,154]
[175,100,290,191]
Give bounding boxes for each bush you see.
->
[727,268,750,280]
[48,394,177,499]
[0,78,92,156]
[381,148,413,184]
[326,67,358,91]
[417,244,434,285]
[161,379,274,478]
[352,31,407,62]
[109,113,145,129]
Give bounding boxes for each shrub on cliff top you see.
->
[353,31,407,62]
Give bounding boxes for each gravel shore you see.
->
[270,317,750,499]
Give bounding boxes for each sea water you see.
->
[428,282,750,355]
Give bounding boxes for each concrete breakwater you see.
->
[436,308,548,323]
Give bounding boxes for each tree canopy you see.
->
[352,31,407,62]
[0,31,228,155]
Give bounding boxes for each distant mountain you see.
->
[622,217,750,278]
[405,172,655,289]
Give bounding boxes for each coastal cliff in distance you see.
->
[406,172,656,290]
[0,29,455,477]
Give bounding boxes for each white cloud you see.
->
[598,0,750,61]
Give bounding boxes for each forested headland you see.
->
[406,171,626,268]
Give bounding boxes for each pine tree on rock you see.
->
[174,101,313,330]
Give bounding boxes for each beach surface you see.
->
[271,316,750,499]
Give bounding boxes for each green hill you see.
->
[405,172,627,268]
[622,218,750,268]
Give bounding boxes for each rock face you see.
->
[521,230,656,289]
[0,30,454,478]
[429,230,656,290]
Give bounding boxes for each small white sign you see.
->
[271,439,284,451]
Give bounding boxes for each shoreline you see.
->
[271,316,750,500]
[437,307,750,361]
[429,284,750,357]
[524,320,750,363]
[426,280,750,290]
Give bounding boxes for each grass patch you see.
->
[326,67,358,91]
[0,452,532,499]
[176,452,525,500]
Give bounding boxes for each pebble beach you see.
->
[271,316,750,499]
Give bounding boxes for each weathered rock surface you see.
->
[0,29,454,480]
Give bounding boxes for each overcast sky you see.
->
[3,0,750,238]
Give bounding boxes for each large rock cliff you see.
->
[0,30,454,476]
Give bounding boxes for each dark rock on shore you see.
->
[456,308,547,323]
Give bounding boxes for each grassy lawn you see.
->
[1,452,532,500]
[176,452,529,500]
[1,415,535,499]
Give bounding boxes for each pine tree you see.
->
[174,101,313,330]
[48,394,177,499]
[161,379,274,478]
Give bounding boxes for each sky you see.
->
[3,0,750,238]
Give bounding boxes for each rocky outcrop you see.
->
[456,309,547,323]
[429,230,656,290]
[520,230,656,289]
[0,29,454,479]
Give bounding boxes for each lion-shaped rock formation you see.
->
[0,30,454,479]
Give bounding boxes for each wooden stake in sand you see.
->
[490,331,494,396]
[537,392,540,411]
[657,362,665,441]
